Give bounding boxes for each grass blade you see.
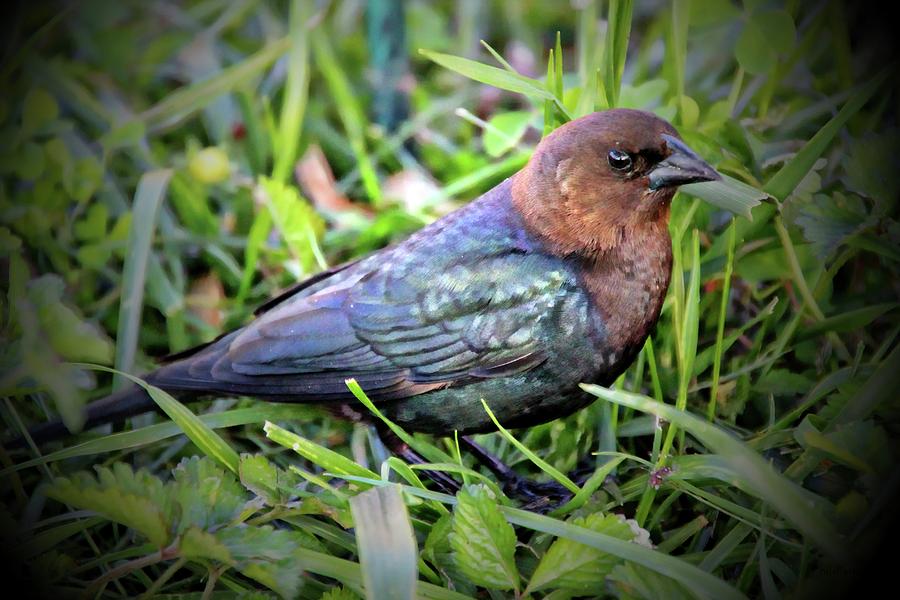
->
[581,384,848,562]
[350,485,418,600]
[272,1,312,183]
[76,365,240,473]
[114,170,172,390]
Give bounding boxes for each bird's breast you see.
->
[575,226,673,366]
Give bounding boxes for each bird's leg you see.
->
[460,436,597,512]
[375,427,462,495]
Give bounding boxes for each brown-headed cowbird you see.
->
[24,109,719,444]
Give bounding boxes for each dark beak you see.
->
[648,134,721,190]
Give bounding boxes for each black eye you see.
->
[607,148,633,171]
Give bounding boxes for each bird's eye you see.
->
[607,148,633,171]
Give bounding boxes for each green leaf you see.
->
[180,526,232,563]
[171,456,247,532]
[22,88,60,136]
[350,485,418,600]
[420,50,557,104]
[240,453,299,506]
[753,10,796,55]
[734,20,775,74]
[608,562,694,600]
[81,366,241,474]
[114,169,172,388]
[451,485,519,591]
[46,464,171,548]
[796,303,898,342]
[483,111,532,157]
[264,421,378,481]
[28,275,114,364]
[320,587,362,600]
[681,175,767,219]
[765,70,888,201]
[527,513,640,593]
[217,526,307,598]
[257,175,326,274]
[793,192,872,259]
[844,130,900,206]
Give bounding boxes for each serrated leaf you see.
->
[171,456,247,532]
[794,192,873,259]
[527,513,638,593]
[217,526,307,599]
[451,485,519,591]
[320,587,362,600]
[240,453,299,506]
[844,130,900,208]
[46,465,172,548]
[180,526,233,563]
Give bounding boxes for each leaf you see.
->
[581,384,848,561]
[795,419,890,475]
[350,485,418,600]
[757,369,815,396]
[180,526,232,563]
[527,513,639,593]
[796,303,898,342]
[114,169,172,388]
[46,464,172,548]
[793,192,873,259]
[257,176,326,274]
[608,562,694,600]
[844,130,900,207]
[483,111,532,157]
[28,275,114,364]
[734,20,775,74]
[264,421,378,481]
[420,50,556,103]
[240,453,299,506]
[681,174,767,219]
[451,485,519,591]
[22,88,59,136]
[320,587,362,600]
[171,456,247,532]
[753,10,796,54]
[212,526,319,598]
[82,366,242,473]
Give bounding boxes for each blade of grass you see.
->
[708,221,736,421]
[581,384,848,561]
[75,364,240,473]
[312,29,382,205]
[349,485,417,600]
[113,170,172,390]
[3,404,318,475]
[272,1,312,183]
[480,399,580,494]
[603,0,633,107]
[140,36,293,133]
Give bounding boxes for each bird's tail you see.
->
[8,384,159,448]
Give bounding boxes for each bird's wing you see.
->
[158,251,572,402]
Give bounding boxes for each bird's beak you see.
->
[648,134,721,190]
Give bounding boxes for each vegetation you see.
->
[1,1,897,598]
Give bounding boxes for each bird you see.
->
[20,108,720,452]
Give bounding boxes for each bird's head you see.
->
[512,108,720,256]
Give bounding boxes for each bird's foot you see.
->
[500,474,575,513]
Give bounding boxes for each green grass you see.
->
[1,1,898,599]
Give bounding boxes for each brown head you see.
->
[511,109,720,256]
